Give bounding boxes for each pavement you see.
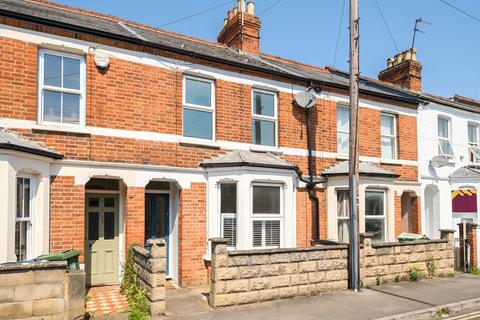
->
[164,273,480,320]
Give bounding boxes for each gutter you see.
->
[0,9,419,105]
[0,143,63,159]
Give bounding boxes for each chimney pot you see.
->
[247,1,255,15]
[379,49,422,91]
[223,18,228,26]
[239,0,246,12]
[395,53,402,64]
[228,10,234,20]
[387,57,394,68]
[410,48,417,61]
[233,7,238,15]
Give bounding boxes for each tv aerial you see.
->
[411,18,432,49]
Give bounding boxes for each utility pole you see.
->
[348,0,360,291]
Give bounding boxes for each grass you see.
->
[435,308,449,317]
[408,265,423,282]
[466,267,480,275]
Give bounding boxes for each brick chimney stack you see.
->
[218,0,261,55]
[378,49,422,92]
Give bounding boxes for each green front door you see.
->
[85,194,119,286]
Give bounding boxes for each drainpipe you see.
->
[296,87,322,243]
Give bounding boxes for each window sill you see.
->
[178,137,220,149]
[335,154,348,161]
[249,145,282,154]
[32,123,90,135]
[379,159,402,166]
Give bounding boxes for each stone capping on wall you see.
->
[132,239,166,317]
[209,229,455,308]
[0,260,85,320]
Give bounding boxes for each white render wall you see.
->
[418,102,480,242]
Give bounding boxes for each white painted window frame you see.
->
[182,76,215,141]
[219,182,238,250]
[37,49,86,127]
[468,123,480,163]
[365,189,386,242]
[437,116,454,157]
[250,183,283,249]
[251,89,278,147]
[336,104,350,155]
[336,189,349,242]
[15,174,35,261]
[380,113,397,160]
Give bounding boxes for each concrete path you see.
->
[165,273,480,320]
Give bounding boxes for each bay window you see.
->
[438,117,454,156]
[337,105,349,154]
[252,185,281,248]
[183,77,214,140]
[38,50,85,126]
[381,113,397,160]
[16,177,33,261]
[220,183,237,248]
[365,190,386,243]
[252,90,277,147]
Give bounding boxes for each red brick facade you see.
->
[0,2,421,287]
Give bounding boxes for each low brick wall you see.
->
[209,229,455,307]
[209,238,349,307]
[132,239,166,317]
[0,261,85,320]
[362,229,455,286]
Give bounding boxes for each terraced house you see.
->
[0,0,422,287]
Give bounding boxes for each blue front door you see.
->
[145,193,169,274]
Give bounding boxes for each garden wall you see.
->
[132,239,166,317]
[209,229,455,307]
[0,261,85,320]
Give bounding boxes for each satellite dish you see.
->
[294,91,316,109]
[94,53,110,70]
[430,155,449,168]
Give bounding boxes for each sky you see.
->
[54,0,480,99]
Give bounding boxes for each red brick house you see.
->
[0,0,421,287]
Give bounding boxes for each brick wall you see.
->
[125,187,145,249]
[50,176,85,262]
[178,183,208,286]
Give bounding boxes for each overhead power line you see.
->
[258,0,283,16]
[160,0,234,28]
[439,0,480,24]
[333,0,347,67]
[374,0,399,52]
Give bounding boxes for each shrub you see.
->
[408,265,422,281]
[467,267,480,275]
[435,308,449,317]
[426,257,437,277]
[394,275,400,282]
[121,246,150,320]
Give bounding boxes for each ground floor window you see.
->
[15,177,32,261]
[220,183,237,248]
[337,190,350,243]
[252,185,282,248]
[365,189,386,242]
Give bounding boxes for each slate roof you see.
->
[450,166,480,179]
[0,0,419,104]
[200,150,298,171]
[322,161,399,177]
[0,129,62,159]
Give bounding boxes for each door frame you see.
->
[85,191,121,286]
[145,187,174,278]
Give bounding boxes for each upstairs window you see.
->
[183,77,214,140]
[16,177,33,261]
[381,113,397,160]
[39,51,85,126]
[468,123,480,162]
[252,90,277,147]
[337,105,350,154]
[252,185,281,248]
[438,117,454,157]
[220,183,237,248]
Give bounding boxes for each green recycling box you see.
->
[397,232,424,242]
[35,249,80,272]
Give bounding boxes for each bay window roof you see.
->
[0,129,63,159]
[200,150,297,171]
[322,161,399,178]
